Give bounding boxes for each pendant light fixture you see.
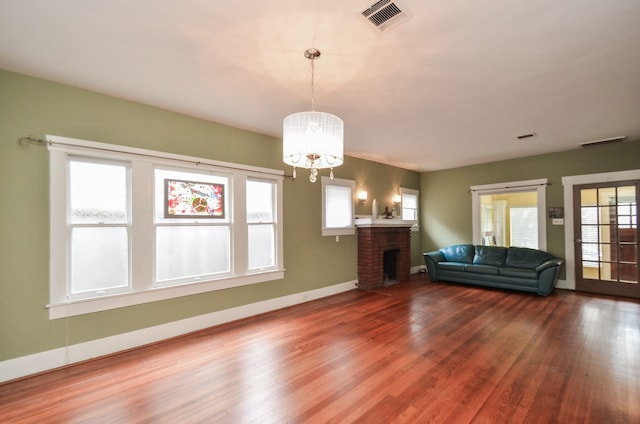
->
[282,48,344,182]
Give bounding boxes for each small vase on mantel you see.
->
[372,198,378,219]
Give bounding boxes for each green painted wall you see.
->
[420,140,640,263]
[0,70,420,361]
[349,156,423,266]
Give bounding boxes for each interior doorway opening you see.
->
[471,179,547,250]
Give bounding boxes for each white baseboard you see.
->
[0,280,358,384]
[410,265,426,274]
[555,279,572,290]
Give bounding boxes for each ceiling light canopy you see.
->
[283,48,344,182]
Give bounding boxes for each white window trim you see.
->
[47,135,284,319]
[321,176,355,236]
[470,178,547,250]
[246,176,279,272]
[400,187,420,232]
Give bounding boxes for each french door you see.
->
[574,181,639,298]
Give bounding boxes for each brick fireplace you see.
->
[356,220,412,290]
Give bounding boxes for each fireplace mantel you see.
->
[355,218,414,228]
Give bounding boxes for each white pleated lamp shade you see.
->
[282,111,344,169]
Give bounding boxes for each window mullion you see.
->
[234,174,247,275]
[131,161,154,291]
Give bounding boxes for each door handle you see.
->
[575,239,581,243]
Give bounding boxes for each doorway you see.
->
[573,181,639,298]
[471,179,547,249]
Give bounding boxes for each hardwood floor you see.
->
[1,275,639,423]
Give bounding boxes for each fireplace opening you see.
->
[383,249,400,286]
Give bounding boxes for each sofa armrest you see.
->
[423,251,445,281]
[536,259,564,296]
[424,251,445,263]
[535,258,564,272]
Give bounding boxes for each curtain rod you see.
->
[18,136,285,178]
[469,182,550,193]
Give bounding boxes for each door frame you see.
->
[562,169,640,291]
[572,181,638,297]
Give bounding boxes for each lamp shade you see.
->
[282,111,344,170]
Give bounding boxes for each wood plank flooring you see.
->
[1,275,639,423]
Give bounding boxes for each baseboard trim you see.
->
[410,265,425,274]
[0,280,358,384]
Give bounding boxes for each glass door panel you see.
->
[574,182,639,298]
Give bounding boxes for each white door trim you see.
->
[561,169,640,291]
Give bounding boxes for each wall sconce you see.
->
[357,191,368,204]
[393,194,402,205]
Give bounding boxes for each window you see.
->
[48,135,283,318]
[68,159,130,296]
[246,178,277,270]
[400,187,420,231]
[321,176,355,236]
[509,207,538,248]
[154,168,231,285]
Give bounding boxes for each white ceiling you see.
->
[1,0,639,171]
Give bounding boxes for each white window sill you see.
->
[322,227,355,237]
[48,270,284,319]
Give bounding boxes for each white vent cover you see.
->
[579,136,627,148]
[361,0,410,32]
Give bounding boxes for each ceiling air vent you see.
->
[579,136,627,148]
[361,0,410,32]
[517,133,537,140]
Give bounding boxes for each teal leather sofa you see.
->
[423,244,564,296]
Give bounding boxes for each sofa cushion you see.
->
[473,246,508,266]
[499,267,538,279]
[506,247,554,269]
[465,264,499,275]
[439,244,475,264]
[438,262,467,271]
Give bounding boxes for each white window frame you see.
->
[66,157,133,298]
[471,179,547,250]
[400,187,420,231]
[48,135,284,319]
[152,167,234,286]
[321,176,355,236]
[246,177,278,272]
